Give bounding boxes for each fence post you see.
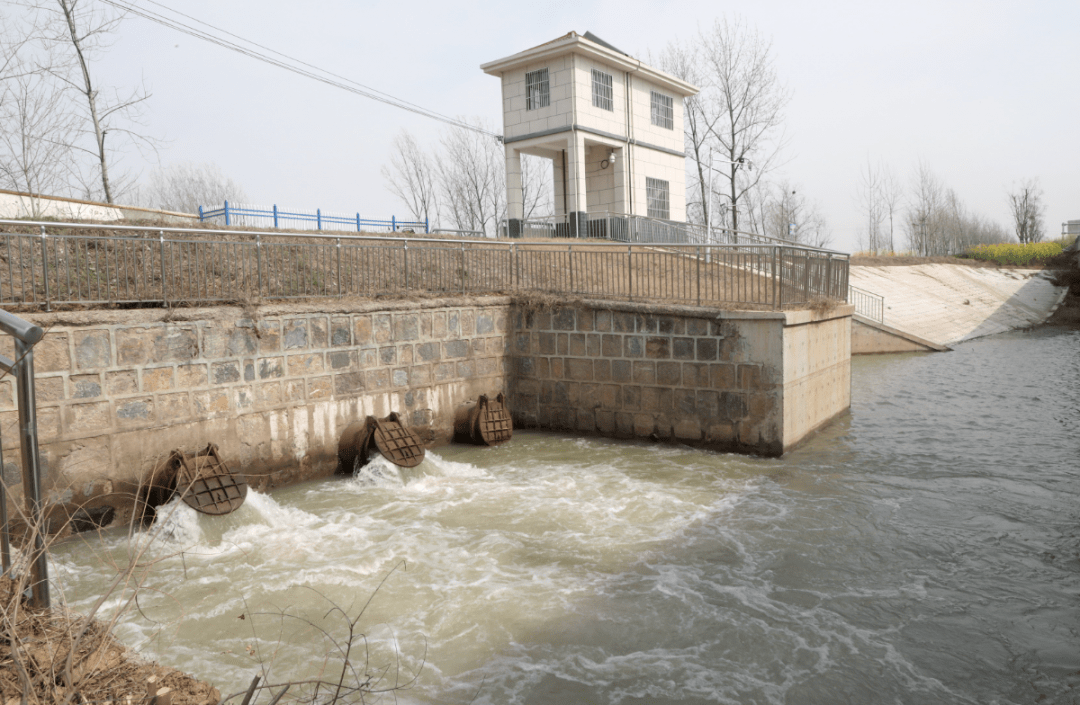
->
[256,233,263,297]
[160,231,168,308]
[336,238,342,297]
[199,205,204,222]
[0,431,9,576]
[273,204,279,229]
[425,217,429,234]
[356,213,361,232]
[317,209,322,231]
[568,244,574,293]
[825,255,833,299]
[14,339,49,609]
[696,245,701,307]
[39,226,50,312]
[776,247,784,310]
[627,245,633,301]
[392,216,397,233]
[511,243,517,291]
[460,241,466,293]
[224,200,230,226]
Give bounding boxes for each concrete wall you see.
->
[0,189,198,223]
[852,318,940,354]
[508,301,852,456]
[0,298,511,523]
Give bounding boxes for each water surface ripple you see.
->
[55,328,1080,704]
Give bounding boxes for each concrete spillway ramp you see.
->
[849,264,1067,352]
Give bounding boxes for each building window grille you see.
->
[591,69,614,111]
[650,91,674,129]
[526,68,550,110]
[646,178,670,220]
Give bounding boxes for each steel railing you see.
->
[0,308,49,608]
[848,285,885,323]
[504,212,803,247]
[199,201,428,234]
[0,219,849,310]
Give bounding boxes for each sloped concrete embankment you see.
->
[849,264,1067,353]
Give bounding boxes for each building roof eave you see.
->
[480,32,699,97]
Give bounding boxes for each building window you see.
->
[591,69,613,111]
[646,178,670,220]
[650,91,674,129]
[526,68,550,110]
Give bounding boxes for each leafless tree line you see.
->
[855,159,1042,255]
[382,120,552,238]
[0,0,157,212]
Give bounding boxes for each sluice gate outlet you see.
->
[338,412,427,473]
[138,442,248,524]
[454,393,513,446]
[169,443,248,516]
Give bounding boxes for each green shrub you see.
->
[962,242,1063,266]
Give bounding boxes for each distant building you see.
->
[482,32,698,238]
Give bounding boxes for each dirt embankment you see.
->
[1,579,220,705]
[1044,249,1080,329]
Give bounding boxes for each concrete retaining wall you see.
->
[509,301,852,456]
[1,296,851,532]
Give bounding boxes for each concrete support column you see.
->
[505,145,523,238]
[613,145,629,215]
[566,131,587,237]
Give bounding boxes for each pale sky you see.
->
[94,0,1080,252]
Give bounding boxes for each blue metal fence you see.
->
[198,201,428,234]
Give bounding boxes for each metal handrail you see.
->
[0,220,849,310]
[0,307,48,608]
[848,285,885,323]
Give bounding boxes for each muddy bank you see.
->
[0,578,220,704]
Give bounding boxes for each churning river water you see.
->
[54,327,1079,704]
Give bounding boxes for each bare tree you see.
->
[1008,178,1045,244]
[381,130,440,226]
[33,0,154,204]
[384,122,550,236]
[762,181,832,247]
[140,161,247,215]
[655,41,717,228]
[905,162,946,255]
[855,160,902,254]
[855,159,886,254]
[437,120,505,238]
[520,153,552,221]
[695,16,790,234]
[0,67,79,216]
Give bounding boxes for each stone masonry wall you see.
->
[0,295,851,532]
[509,302,786,456]
[0,297,511,521]
[508,301,854,456]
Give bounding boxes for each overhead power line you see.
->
[100,0,502,140]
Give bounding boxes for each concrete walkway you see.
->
[849,264,1066,348]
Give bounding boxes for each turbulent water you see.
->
[53,327,1080,704]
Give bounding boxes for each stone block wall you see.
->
[508,301,853,456]
[0,297,510,513]
[0,295,851,530]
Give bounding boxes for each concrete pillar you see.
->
[566,131,587,237]
[613,145,629,215]
[505,145,523,238]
